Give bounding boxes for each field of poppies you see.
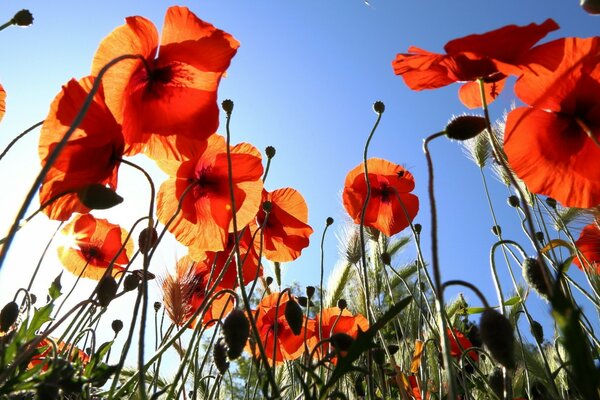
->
[0,4,600,400]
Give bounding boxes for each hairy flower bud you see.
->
[522,257,552,301]
[138,227,158,255]
[326,217,334,226]
[223,309,249,360]
[12,9,33,26]
[95,276,118,307]
[111,319,123,334]
[507,195,520,208]
[581,0,600,14]
[213,338,229,374]
[284,298,303,336]
[530,320,544,344]
[445,115,486,141]
[0,301,19,332]
[123,274,140,292]
[380,252,392,265]
[480,309,516,369]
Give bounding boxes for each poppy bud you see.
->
[530,320,544,344]
[330,332,354,353]
[111,319,123,334]
[30,293,37,305]
[479,309,516,369]
[337,299,347,310]
[0,301,19,332]
[223,309,249,360]
[265,146,276,159]
[372,347,386,365]
[77,184,123,210]
[265,276,273,286]
[154,302,162,312]
[581,0,600,14]
[387,344,399,355]
[138,227,157,255]
[445,115,486,141]
[284,298,303,336]
[488,367,504,398]
[381,252,392,265]
[522,258,551,301]
[507,195,520,208]
[545,197,557,209]
[491,225,502,236]
[414,223,422,234]
[373,101,385,114]
[297,296,309,307]
[326,217,334,226]
[221,99,234,114]
[306,286,316,299]
[535,232,544,243]
[213,338,229,374]
[262,201,272,213]
[123,274,140,292]
[12,9,33,26]
[95,276,118,307]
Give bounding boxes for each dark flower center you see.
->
[80,245,102,264]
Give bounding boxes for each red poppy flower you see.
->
[447,328,478,362]
[57,214,133,280]
[392,19,559,108]
[504,38,600,208]
[156,134,263,254]
[0,83,6,123]
[254,188,313,262]
[573,223,600,272]
[28,337,90,371]
[311,307,368,361]
[248,292,315,364]
[195,229,262,289]
[38,76,125,221]
[162,255,234,328]
[342,158,419,237]
[92,6,239,158]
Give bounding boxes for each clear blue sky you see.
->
[0,1,597,343]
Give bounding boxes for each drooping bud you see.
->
[306,286,316,299]
[491,225,502,236]
[77,184,123,210]
[223,309,250,360]
[29,293,37,305]
[530,320,544,344]
[153,302,162,312]
[380,252,392,265]
[221,99,234,114]
[507,195,520,208]
[111,319,123,335]
[123,274,140,292]
[522,258,552,301]
[138,227,158,255]
[479,309,516,369]
[284,298,303,336]
[265,146,276,159]
[414,223,422,234]
[445,115,487,141]
[0,301,19,332]
[95,276,118,307]
[373,101,385,114]
[213,338,230,374]
[12,10,33,26]
[326,217,334,226]
[545,197,557,209]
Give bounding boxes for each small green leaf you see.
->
[48,272,63,301]
[26,303,54,336]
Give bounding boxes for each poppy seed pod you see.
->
[284,298,304,336]
[262,200,272,213]
[306,286,316,299]
[265,146,276,159]
[95,276,118,307]
[380,252,392,265]
[77,184,123,210]
[223,309,250,360]
[12,9,33,26]
[445,115,487,141]
[213,338,229,374]
[337,299,347,310]
[530,320,544,343]
[414,223,422,234]
[111,319,123,334]
[545,197,557,209]
[221,99,234,114]
[138,227,158,255]
[507,195,520,208]
[373,101,385,114]
[153,301,162,312]
[480,309,516,369]
[265,276,274,286]
[0,301,19,332]
[522,257,552,301]
[330,332,355,353]
[123,274,140,292]
[326,217,334,226]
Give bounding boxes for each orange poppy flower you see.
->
[0,83,5,123]
[342,158,419,237]
[392,19,559,108]
[312,307,368,361]
[195,229,262,289]
[447,328,478,362]
[28,337,90,371]
[254,188,313,262]
[504,37,600,208]
[156,134,263,254]
[573,223,600,272]
[162,255,234,328]
[38,76,125,221]
[57,214,133,280]
[248,292,314,364]
[91,6,239,158]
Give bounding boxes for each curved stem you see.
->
[0,120,44,162]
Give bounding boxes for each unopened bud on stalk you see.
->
[95,276,118,307]
[306,286,316,299]
[530,320,544,343]
[414,223,422,234]
[223,309,249,360]
[111,319,123,335]
[581,0,600,14]
[77,184,123,210]
[12,10,33,26]
[488,368,504,398]
[284,298,303,336]
[545,197,557,209]
[326,217,334,226]
[444,115,487,141]
[491,225,502,236]
[0,301,19,332]
[265,276,273,286]
[138,227,157,255]
[262,201,272,213]
[265,146,276,159]
[213,338,229,374]
[123,275,140,292]
[507,195,520,208]
[337,299,347,310]
[221,99,234,114]
[522,258,552,301]
[535,232,544,243]
[373,101,385,114]
[380,252,392,265]
[479,308,516,369]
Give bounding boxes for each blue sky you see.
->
[0,1,598,346]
